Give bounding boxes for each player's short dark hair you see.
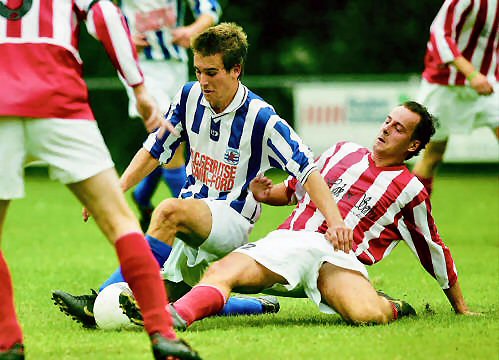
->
[191,22,248,78]
[403,101,437,160]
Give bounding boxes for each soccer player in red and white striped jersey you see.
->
[413,0,498,195]
[165,101,476,329]
[0,0,200,358]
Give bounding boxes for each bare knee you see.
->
[148,199,183,240]
[318,263,392,325]
[339,301,391,325]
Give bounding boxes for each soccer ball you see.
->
[93,282,136,330]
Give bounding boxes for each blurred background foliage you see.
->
[80,0,443,170]
[82,0,441,76]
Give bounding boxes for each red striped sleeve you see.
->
[456,0,488,84]
[402,194,458,288]
[442,0,462,57]
[454,0,474,50]
[480,1,499,75]
[90,1,143,86]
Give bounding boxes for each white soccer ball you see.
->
[93,282,136,330]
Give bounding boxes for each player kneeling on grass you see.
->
[120,102,478,329]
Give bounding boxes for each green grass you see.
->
[3,168,498,359]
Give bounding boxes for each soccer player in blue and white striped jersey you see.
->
[117,0,223,230]
[118,22,353,294]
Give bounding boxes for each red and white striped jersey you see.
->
[279,142,458,289]
[422,0,499,86]
[0,0,143,120]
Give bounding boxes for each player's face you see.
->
[194,52,241,114]
[373,106,421,164]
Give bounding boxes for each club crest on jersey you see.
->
[0,0,32,20]
[224,148,240,165]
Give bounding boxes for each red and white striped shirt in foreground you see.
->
[422,0,499,86]
[279,142,458,289]
[0,0,143,120]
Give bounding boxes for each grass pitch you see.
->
[3,167,498,359]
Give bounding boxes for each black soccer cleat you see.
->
[377,291,417,319]
[150,333,202,360]
[256,296,280,314]
[0,343,24,360]
[52,289,98,328]
[119,290,144,327]
[132,191,154,232]
[119,291,189,331]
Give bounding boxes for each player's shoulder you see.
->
[181,81,199,93]
[177,81,201,102]
[335,141,368,154]
[242,89,281,127]
[245,86,275,112]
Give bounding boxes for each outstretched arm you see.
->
[443,281,479,315]
[402,194,480,315]
[120,148,160,193]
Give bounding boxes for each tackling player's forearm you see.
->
[302,171,344,227]
[443,280,469,314]
[120,148,160,192]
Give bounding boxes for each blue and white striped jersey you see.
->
[143,81,317,223]
[118,0,221,62]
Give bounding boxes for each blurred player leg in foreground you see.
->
[0,119,200,360]
[0,201,24,359]
[0,0,202,356]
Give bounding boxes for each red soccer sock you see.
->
[0,251,23,350]
[415,175,434,196]
[115,232,175,339]
[389,301,399,321]
[173,285,226,325]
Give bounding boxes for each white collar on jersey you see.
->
[201,81,249,119]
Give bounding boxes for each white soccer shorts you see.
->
[417,79,499,141]
[161,198,253,286]
[234,229,369,315]
[0,118,114,199]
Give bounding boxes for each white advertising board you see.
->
[293,81,499,163]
